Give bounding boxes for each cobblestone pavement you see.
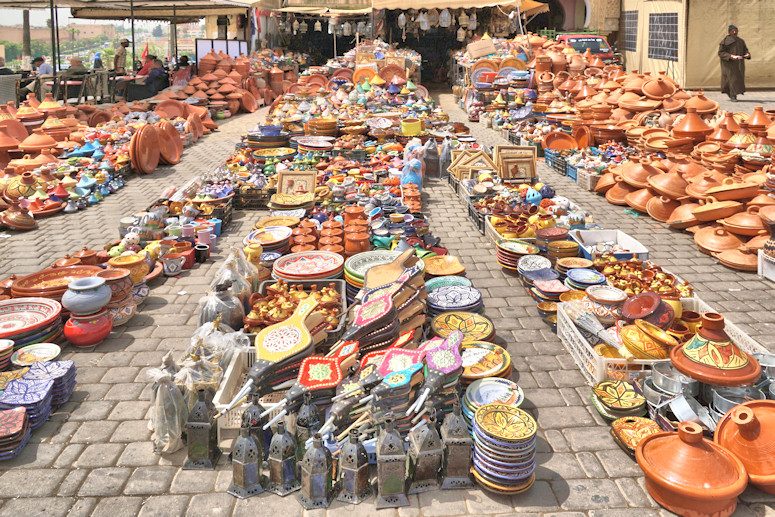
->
[1,91,774,517]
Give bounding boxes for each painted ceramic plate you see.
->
[566,268,606,285]
[424,255,465,276]
[23,360,75,381]
[620,325,670,360]
[273,251,344,278]
[12,266,103,294]
[0,378,54,405]
[474,403,537,442]
[255,216,301,229]
[0,369,29,391]
[11,343,61,367]
[425,275,472,292]
[533,280,570,295]
[592,380,646,412]
[0,299,63,339]
[461,341,511,380]
[252,147,296,159]
[431,312,495,342]
[427,285,482,310]
[517,255,551,274]
[0,407,27,437]
[495,239,539,256]
[344,250,404,280]
[555,257,594,269]
[465,378,523,409]
[243,226,293,247]
[610,416,662,453]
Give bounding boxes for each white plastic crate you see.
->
[577,169,602,192]
[758,250,775,282]
[212,348,286,451]
[569,229,650,261]
[558,297,767,386]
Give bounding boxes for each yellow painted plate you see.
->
[474,403,537,442]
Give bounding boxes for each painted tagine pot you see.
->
[636,421,748,517]
[670,312,761,386]
[64,308,113,347]
[714,400,775,494]
[96,268,133,301]
[106,293,136,327]
[61,277,112,315]
[131,280,150,305]
[108,253,150,284]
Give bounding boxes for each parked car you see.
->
[555,33,623,66]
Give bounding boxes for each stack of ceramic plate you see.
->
[591,380,647,420]
[554,257,594,279]
[291,136,335,153]
[535,227,569,254]
[0,407,31,461]
[495,239,539,272]
[272,251,344,282]
[246,131,291,149]
[253,215,300,230]
[0,298,64,349]
[426,285,483,317]
[461,342,512,385]
[425,276,472,292]
[0,340,13,371]
[547,240,580,259]
[564,268,607,291]
[517,255,552,282]
[22,360,76,406]
[267,192,315,211]
[243,226,293,254]
[520,268,559,289]
[430,311,496,343]
[531,279,570,303]
[463,377,523,430]
[0,378,53,430]
[11,342,61,369]
[472,403,536,494]
[343,251,425,303]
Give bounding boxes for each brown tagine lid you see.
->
[636,422,747,516]
[715,400,775,494]
[670,312,761,386]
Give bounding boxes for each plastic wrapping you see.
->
[187,321,251,372]
[174,356,223,411]
[149,351,182,431]
[198,282,246,330]
[439,138,453,176]
[210,254,253,312]
[423,138,440,177]
[231,247,260,292]
[148,367,188,454]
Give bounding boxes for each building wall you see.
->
[0,24,115,44]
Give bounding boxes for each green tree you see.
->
[152,25,164,38]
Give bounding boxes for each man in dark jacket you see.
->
[718,25,750,102]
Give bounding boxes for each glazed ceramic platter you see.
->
[566,268,606,285]
[423,255,465,276]
[427,286,482,311]
[0,378,53,405]
[431,312,495,342]
[243,226,293,247]
[344,250,423,280]
[255,216,301,229]
[425,275,472,292]
[516,255,551,274]
[0,299,62,339]
[465,378,524,411]
[12,266,103,293]
[496,239,539,256]
[460,342,511,380]
[11,342,61,367]
[273,251,344,278]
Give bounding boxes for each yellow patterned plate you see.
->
[472,469,535,494]
[474,403,537,443]
[592,380,645,412]
[254,216,301,229]
[431,311,495,343]
[270,192,314,206]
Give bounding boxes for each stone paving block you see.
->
[138,495,192,517]
[535,406,596,429]
[510,480,560,511]
[101,366,142,383]
[108,400,152,420]
[124,465,177,495]
[615,477,656,508]
[0,497,74,517]
[76,443,126,468]
[110,420,153,442]
[0,442,64,469]
[104,382,146,401]
[0,468,68,498]
[54,443,85,468]
[563,426,619,452]
[555,479,628,510]
[91,496,144,517]
[576,451,607,478]
[67,400,116,420]
[78,467,132,496]
[186,493,235,517]
[417,490,469,516]
[71,420,120,443]
[67,497,98,517]
[534,452,586,481]
[596,449,645,478]
[117,441,160,467]
[169,468,218,494]
[57,468,89,496]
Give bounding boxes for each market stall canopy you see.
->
[372,0,547,12]
[0,0,250,22]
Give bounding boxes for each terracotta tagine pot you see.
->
[593,171,617,194]
[636,421,747,517]
[667,198,702,229]
[647,170,688,199]
[0,199,37,230]
[747,106,771,132]
[672,107,713,142]
[625,188,655,213]
[684,91,719,114]
[621,157,660,189]
[686,172,723,200]
[714,246,759,271]
[3,171,38,202]
[721,206,766,236]
[694,227,745,255]
[670,312,761,386]
[715,401,775,494]
[606,176,639,205]
[646,195,681,223]
[344,232,370,256]
[72,246,99,265]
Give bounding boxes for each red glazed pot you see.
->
[64,309,113,347]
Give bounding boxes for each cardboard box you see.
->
[467,39,497,59]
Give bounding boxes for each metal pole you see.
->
[49,0,57,72]
[130,0,136,70]
[54,6,60,70]
[172,5,178,62]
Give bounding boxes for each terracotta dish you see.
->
[543,131,578,150]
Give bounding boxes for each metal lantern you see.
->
[267,420,301,496]
[440,402,473,489]
[241,391,272,458]
[183,389,221,470]
[337,430,372,504]
[295,392,322,462]
[228,426,264,498]
[375,416,409,509]
[407,406,443,494]
[298,433,337,509]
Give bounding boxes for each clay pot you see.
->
[715,401,775,494]
[64,309,113,347]
[594,171,617,193]
[684,91,719,113]
[694,227,745,255]
[605,176,639,205]
[646,196,681,223]
[625,188,655,213]
[721,206,767,236]
[344,232,370,256]
[667,198,702,229]
[668,154,709,179]
[647,170,688,199]
[621,157,661,188]
[108,254,150,284]
[0,199,36,230]
[96,268,133,301]
[641,77,676,100]
[715,246,759,271]
[61,277,112,316]
[686,172,723,200]
[670,312,761,386]
[672,107,713,142]
[73,246,99,265]
[747,106,771,132]
[636,422,747,517]
[53,254,81,268]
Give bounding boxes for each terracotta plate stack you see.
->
[129,124,161,174]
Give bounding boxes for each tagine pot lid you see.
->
[714,400,775,493]
[636,422,747,510]
[669,312,761,386]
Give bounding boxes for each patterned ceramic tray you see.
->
[0,299,62,339]
[243,226,293,247]
[273,251,344,278]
